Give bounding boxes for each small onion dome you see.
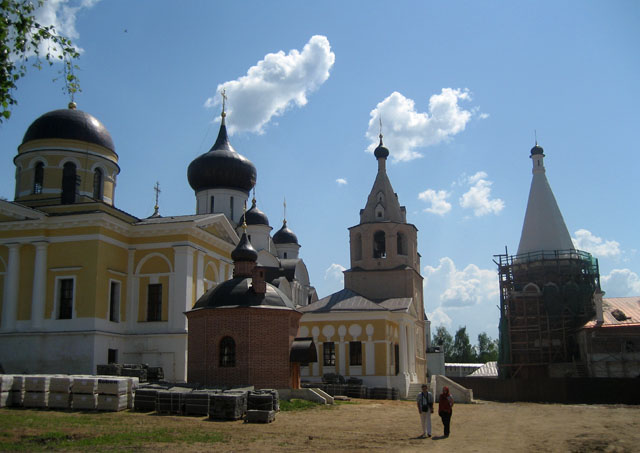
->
[231,232,258,262]
[238,198,269,226]
[374,134,389,159]
[273,220,299,245]
[187,116,257,194]
[22,105,115,152]
[192,277,296,309]
[530,143,544,156]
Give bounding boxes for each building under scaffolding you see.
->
[496,248,600,378]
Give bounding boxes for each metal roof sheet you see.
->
[583,297,640,328]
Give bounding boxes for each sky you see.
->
[1,0,639,345]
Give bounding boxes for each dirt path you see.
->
[170,399,640,452]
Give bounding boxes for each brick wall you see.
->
[187,307,302,389]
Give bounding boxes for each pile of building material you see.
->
[246,390,278,423]
[209,392,247,421]
[49,375,73,409]
[9,375,24,407]
[24,375,50,408]
[0,374,12,408]
[184,390,219,416]
[97,378,129,411]
[156,387,192,415]
[71,376,98,410]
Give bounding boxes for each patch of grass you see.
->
[0,409,225,451]
[279,398,322,411]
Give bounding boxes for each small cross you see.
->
[153,181,161,216]
[221,88,227,115]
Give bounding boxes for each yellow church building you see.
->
[0,103,238,381]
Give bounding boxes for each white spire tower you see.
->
[517,142,575,256]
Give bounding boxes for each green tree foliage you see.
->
[450,326,475,363]
[432,326,454,361]
[476,332,499,363]
[0,0,80,122]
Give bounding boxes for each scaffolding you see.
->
[495,249,600,378]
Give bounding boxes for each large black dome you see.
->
[273,220,299,245]
[22,105,115,152]
[192,277,296,310]
[187,117,256,194]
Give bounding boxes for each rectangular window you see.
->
[229,196,234,221]
[210,195,215,213]
[58,278,74,319]
[323,342,335,367]
[108,348,118,364]
[349,341,362,366]
[147,283,162,321]
[109,281,120,322]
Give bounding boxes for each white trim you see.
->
[53,276,76,320]
[50,266,82,272]
[58,156,82,168]
[135,252,173,275]
[107,279,122,323]
[107,268,127,276]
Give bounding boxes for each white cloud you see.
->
[324,263,346,282]
[424,257,498,308]
[205,35,335,135]
[418,189,451,215]
[572,229,621,258]
[336,178,347,185]
[459,171,504,216]
[365,89,474,162]
[427,306,452,329]
[479,113,490,120]
[26,0,99,58]
[601,269,640,297]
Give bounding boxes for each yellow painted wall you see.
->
[95,239,129,320]
[136,250,172,273]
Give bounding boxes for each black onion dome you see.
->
[187,117,257,194]
[273,220,299,245]
[239,198,270,226]
[231,232,258,262]
[22,106,115,152]
[192,277,296,309]
[374,135,389,159]
[530,143,544,156]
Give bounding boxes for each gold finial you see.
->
[68,101,77,110]
[152,181,161,216]
[534,129,538,146]
[221,88,227,118]
[379,116,383,140]
[242,200,248,231]
[252,188,257,206]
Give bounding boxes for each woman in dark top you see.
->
[438,386,454,437]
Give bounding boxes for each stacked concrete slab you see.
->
[97,378,129,411]
[24,375,50,408]
[0,375,12,408]
[48,375,73,409]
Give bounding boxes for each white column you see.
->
[365,326,375,375]
[338,325,347,376]
[196,251,204,299]
[1,243,21,331]
[30,241,48,329]
[172,245,194,331]
[126,248,136,330]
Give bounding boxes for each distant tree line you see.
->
[432,326,499,363]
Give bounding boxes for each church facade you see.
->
[0,102,316,381]
[299,136,428,397]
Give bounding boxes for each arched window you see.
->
[93,168,103,200]
[373,231,386,258]
[61,162,77,204]
[220,336,236,367]
[33,162,44,194]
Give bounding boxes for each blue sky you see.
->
[1,0,639,343]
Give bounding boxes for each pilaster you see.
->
[1,243,21,331]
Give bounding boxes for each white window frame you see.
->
[53,276,76,320]
[108,279,121,322]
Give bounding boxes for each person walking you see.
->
[416,384,433,438]
[438,386,454,437]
